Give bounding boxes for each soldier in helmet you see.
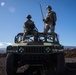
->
[43,5,57,42]
[22,15,39,42]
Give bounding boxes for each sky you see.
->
[0,0,76,48]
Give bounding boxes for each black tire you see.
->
[41,53,65,75]
[56,52,65,75]
[6,54,18,75]
[45,64,55,75]
[43,62,55,75]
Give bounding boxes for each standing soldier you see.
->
[43,5,57,42]
[22,15,39,42]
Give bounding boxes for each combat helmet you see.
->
[46,5,52,10]
[26,15,32,19]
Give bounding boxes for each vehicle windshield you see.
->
[15,33,59,43]
[39,33,59,43]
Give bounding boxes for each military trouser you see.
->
[22,30,39,42]
[44,23,55,42]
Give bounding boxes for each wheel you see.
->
[6,54,18,75]
[56,52,65,75]
[42,62,55,75]
[45,64,55,75]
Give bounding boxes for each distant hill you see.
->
[0,48,6,53]
[64,46,76,49]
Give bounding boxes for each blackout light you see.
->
[46,47,51,53]
[19,47,24,53]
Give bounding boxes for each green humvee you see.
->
[6,32,65,75]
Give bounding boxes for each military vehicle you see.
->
[6,32,65,75]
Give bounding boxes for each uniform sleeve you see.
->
[23,22,26,28]
[30,20,35,30]
[52,11,57,22]
[23,21,28,28]
[43,14,49,23]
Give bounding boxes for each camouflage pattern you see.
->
[46,5,52,10]
[23,30,39,41]
[45,11,57,23]
[22,15,39,41]
[44,11,57,32]
[43,6,57,42]
[23,20,35,32]
[26,15,32,19]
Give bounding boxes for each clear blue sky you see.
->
[0,0,76,47]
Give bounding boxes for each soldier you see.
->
[43,5,57,42]
[22,15,39,42]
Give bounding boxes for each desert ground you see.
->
[0,49,76,75]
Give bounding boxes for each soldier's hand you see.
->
[53,22,56,26]
[43,19,45,21]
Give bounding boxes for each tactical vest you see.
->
[24,20,35,30]
[46,11,56,23]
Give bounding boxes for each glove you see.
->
[53,22,56,26]
[43,19,45,21]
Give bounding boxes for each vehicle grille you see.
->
[24,46,45,53]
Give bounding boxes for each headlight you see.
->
[7,45,12,50]
[19,47,24,53]
[46,47,51,53]
[12,46,18,52]
[7,46,18,53]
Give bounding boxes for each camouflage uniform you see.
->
[43,5,57,42]
[22,15,39,42]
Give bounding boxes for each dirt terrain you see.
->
[0,49,76,75]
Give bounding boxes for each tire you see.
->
[43,62,55,75]
[56,52,65,74]
[45,64,55,75]
[6,54,18,75]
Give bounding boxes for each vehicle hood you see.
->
[11,42,61,47]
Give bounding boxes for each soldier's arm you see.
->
[23,22,25,28]
[53,11,57,22]
[23,21,28,28]
[43,15,49,23]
